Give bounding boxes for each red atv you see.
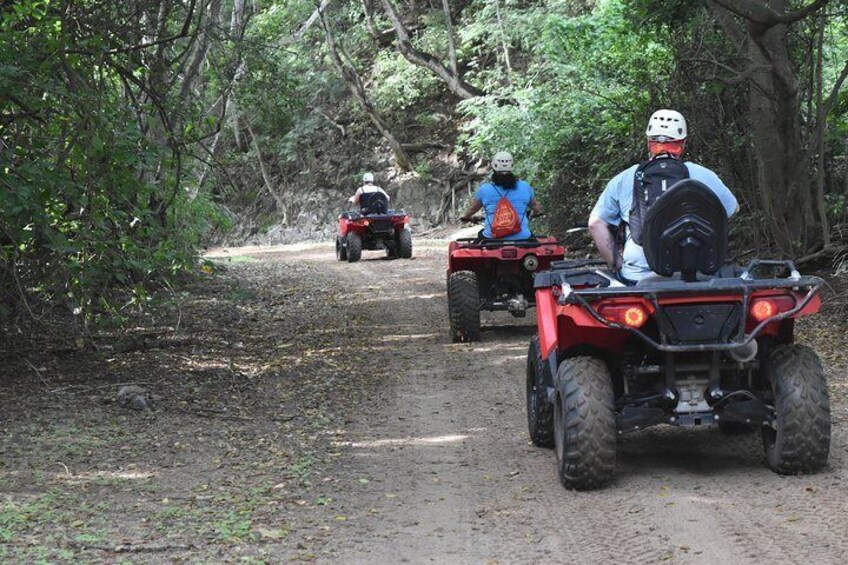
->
[335,209,412,262]
[527,180,830,490]
[447,216,565,342]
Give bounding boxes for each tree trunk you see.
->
[745,21,817,252]
[706,0,834,253]
[814,15,830,245]
[440,0,458,76]
[380,0,484,99]
[318,4,412,171]
[247,123,288,213]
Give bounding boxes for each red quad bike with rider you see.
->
[526,180,830,490]
[335,192,412,263]
[447,215,565,342]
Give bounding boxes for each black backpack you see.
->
[360,190,388,214]
[628,157,689,246]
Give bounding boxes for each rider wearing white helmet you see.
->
[461,151,543,240]
[349,172,391,213]
[588,109,739,283]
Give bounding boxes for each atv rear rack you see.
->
[539,259,823,353]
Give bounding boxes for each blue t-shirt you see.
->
[476,180,534,240]
[590,162,739,281]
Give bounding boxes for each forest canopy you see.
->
[2,0,848,325]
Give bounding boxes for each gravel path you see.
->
[2,240,846,564]
[243,242,848,565]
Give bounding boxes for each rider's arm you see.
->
[461,198,483,221]
[589,173,627,270]
[589,215,619,270]
[348,187,362,204]
[529,197,542,216]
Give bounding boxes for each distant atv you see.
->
[526,180,830,490]
[446,216,565,341]
[336,208,412,262]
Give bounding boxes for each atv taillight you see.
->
[502,248,518,258]
[598,304,649,328]
[750,296,795,322]
[362,220,370,226]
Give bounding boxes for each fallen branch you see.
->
[69,541,196,553]
[796,243,847,267]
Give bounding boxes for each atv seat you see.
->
[642,179,728,283]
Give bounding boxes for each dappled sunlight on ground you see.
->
[334,433,473,449]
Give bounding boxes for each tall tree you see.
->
[318,3,412,171]
[707,0,848,253]
[380,0,484,99]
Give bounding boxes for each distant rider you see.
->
[588,109,739,284]
[460,151,542,240]
[349,173,390,214]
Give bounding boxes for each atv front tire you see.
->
[398,228,413,259]
[346,232,362,263]
[761,344,830,474]
[335,237,347,261]
[554,356,616,490]
[448,271,480,342]
[526,336,554,448]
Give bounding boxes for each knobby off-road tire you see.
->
[398,228,413,259]
[761,344,830,474]
[527,336,554,448]
[448,271,480,342]
[346,232,362,263]
[385,241,397,259]
[335,237,347,261]
[554,356,616,490]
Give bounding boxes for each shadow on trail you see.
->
[479,323,537,339]
[616,427,766,477]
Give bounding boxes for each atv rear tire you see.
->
[346,232,362,263]
[335,237,347,261]
[761,344,830,474]
[526,336,554,448]
[398,228,413,259]
[554,356,616,490]
[448,271,480,342]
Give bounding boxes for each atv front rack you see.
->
[454,237,560,249]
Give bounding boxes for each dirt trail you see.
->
[247,243,848,564]
[2,241,847,564]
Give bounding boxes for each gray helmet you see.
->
[363,173,375,183]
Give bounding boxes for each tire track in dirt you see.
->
[251,243,847,565]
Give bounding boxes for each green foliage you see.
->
[0,0,233,324]
[459,0,672,227]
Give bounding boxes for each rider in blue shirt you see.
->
[461,151,542,240]
[589,110,739,283]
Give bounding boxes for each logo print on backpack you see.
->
[490,187,521,238]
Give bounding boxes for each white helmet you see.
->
[646,109,687,141]
[491,151,514,172]
[363,173,375,183]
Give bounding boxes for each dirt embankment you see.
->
[2,241,847,564]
